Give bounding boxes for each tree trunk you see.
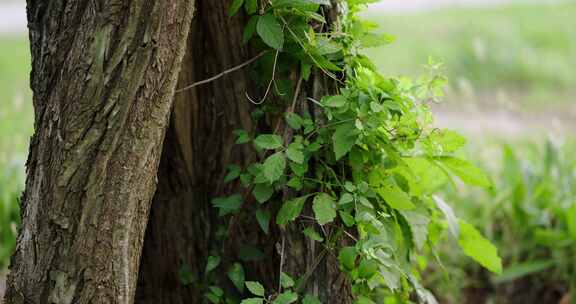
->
[8,0,353,303]
[136,1,352,303]
[5,0,195,303]
[136,1,257,302]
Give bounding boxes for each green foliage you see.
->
[208,0,502,303]
[427,139,576,302]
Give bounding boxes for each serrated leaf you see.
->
[254,134,283,149]
[256,208,270,234]
[333,123,359,161]
[253,183,274,203]
[376,182,415,210]
[241,298,264,304]
[280,272,295,288]
[246,281,265,296]
[205,255,221,274]
[257,14,284,50]
[458,220,502,274]
[263,152,286,182]
[273,291,298,304]
[211,194,243,216]
[228,263,246,292]
[229,0,244,16]
[286,143,305,164]
[436,156,491,188]
[276,196,307,227]
[303,227,324,242]
[401,210,430,251]
[313,193,337,225]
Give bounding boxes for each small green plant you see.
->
[200,0,502,303]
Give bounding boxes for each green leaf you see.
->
[433,196,459,238]
[243,16,259,44]
[253,183,274,203]
[313,193,337,225]
[209,286,224,297]
[246,281,265,296]
[205,255,221,274]
[339,246,358,270]
[273,291,298,304]
[285,112,303,129]
[224,165,241,183]
[360,32,395,48]
[323,95,347,107]
[254,134,283,150]
[339,211,355,227]
[276,196,307,227]
[280,272,295,288]
[228,263,246,292]
[358,259,378,279]
[493,260,554,284]
[458,220,502,274]
[241,298,264,304]
[333,123,359,161]
[212,194,243,216]
[245,0,258,14]
[302,294,321,304]
[229,0,245,16]
[425,129,466,155]
[286,143,305,164]
[435,156,491,188]
[263,152,286,182]
[257,14,284,50]
[375,182,415,210]
[235,129,251,144]
[303,227,324,242]
[256,208,270,234]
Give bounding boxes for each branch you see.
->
[176,51,269,93]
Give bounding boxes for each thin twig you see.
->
[278,233,286,291]
[176,51,268,93]
[246,49,280,105]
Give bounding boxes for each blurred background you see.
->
[0,0,574,302]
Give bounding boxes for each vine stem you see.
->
[246,49,281,105]
[175,51,269,93]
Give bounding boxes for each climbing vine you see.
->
[201,0,502,303]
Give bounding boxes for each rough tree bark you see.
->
[5,0,195,303]
[8,0,352,303]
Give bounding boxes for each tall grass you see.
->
[0,37,31,269]
[428,138,576,303]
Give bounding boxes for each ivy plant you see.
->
[204,0,502,303]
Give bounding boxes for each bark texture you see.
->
[6,0,195,303]
[136,1,352,303]
[136,1,258,302]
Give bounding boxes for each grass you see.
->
[0,36,31,269]
[363,2,576,107]
[425,138,576,303]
